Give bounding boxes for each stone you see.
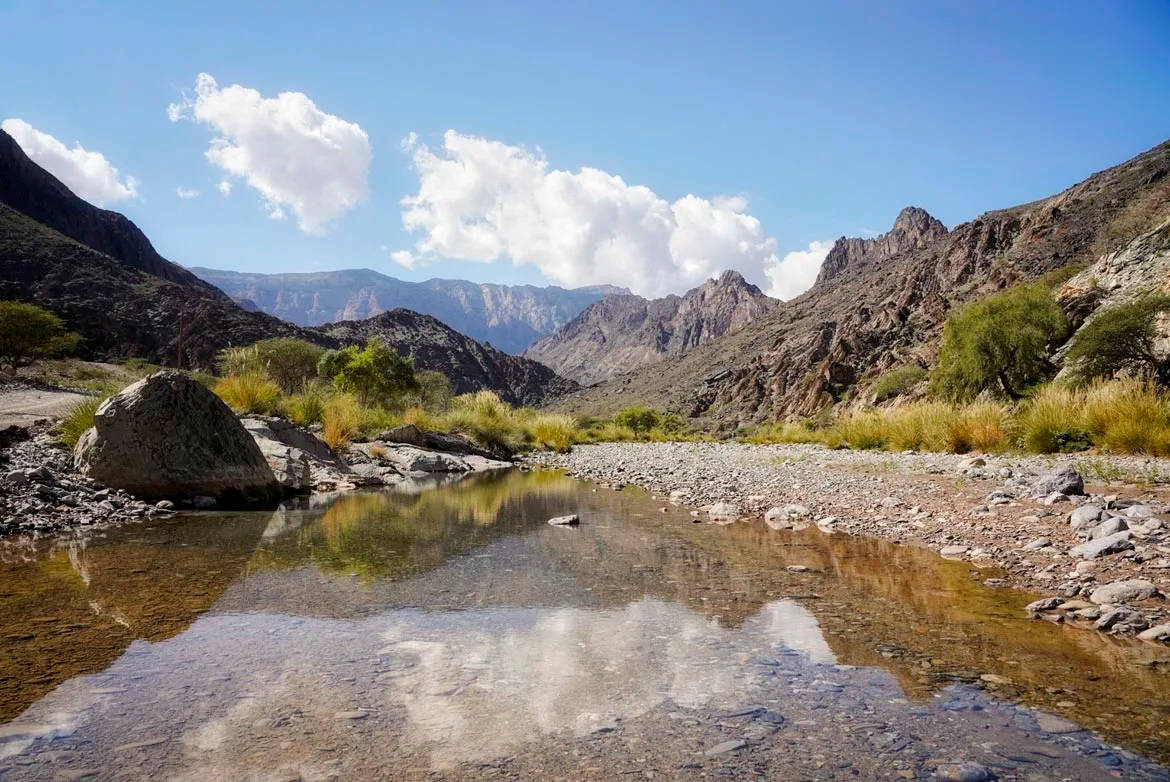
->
[1125,503,1163,518]
[1087,516,1128,540]
[1069,531,1133,559]
[73,373,280,506]
[1089,579,1159,604]
[1025,597,1064,614]
[709,502,741,520]
[1068,505,1103,529]
[935,761,992,781]
[240,416,342,492]
[1023,537,1051,551]
[1034,467,1085,497]
[940,545,968,559]
[1043,492,1069,505]
[1095,607,1147,632]
[548,514,580,526]
[704,740,747,756]
[1034,713,1082,734]
[1137,623,1170,642]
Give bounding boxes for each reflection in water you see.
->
[1,470,1169,779]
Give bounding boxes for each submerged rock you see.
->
[73,372,280,506]
[548,514,580,526]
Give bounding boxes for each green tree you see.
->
[0,301,80,371]
[216,338,325,391]
[326,337,420,405]
[614,405,661,432]
[930,284,1068,401]
[412,370,454,411]
[1064,295,1170,384]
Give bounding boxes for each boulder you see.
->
[1089,579,1160,605]
[375,424,507,460]
[1034,468,1085,497]
[1087,516,1129,540]
[1068,505,1103,529]
[1069,530,1133,559]
[73,372,280,506]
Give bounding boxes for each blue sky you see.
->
[2,0,1168,298]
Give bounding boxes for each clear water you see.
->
[2,469,1169,780]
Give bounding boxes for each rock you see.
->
[155,500,175,510]
[708,502,741,520]
[1034,713,1083,734]
[1095,607,1147,632]
[375,424,507,460]
[73,372,281,506]
[1088,516,1129,540]
[764,505,809,529]
[1043,492,1069,505]
[1022,537,1051,551]
[548,514,580,526]
[935,761,991,781]
[940,545,968,559]
[1026,597,1064,614]
[1069,531,1133,559]
[359,443,471,474]
[704,739,747,756]
[1137,623,1170,642]
[1034,467,1085,497]
[1089,579,1160,604]
[191,495,217,509]
[1125,503,1163,518]
[1068,505,1103,529]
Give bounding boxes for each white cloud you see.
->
[217,179,232,197]
[176,187,200,199]
[765,240,833,301]
[390,249,416,269]
[399,131,804,299]
[168,73,370,234]
[2,118,139,206]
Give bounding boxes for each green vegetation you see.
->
[215,338,325,392]
[0,301,81,372]
[57,397,103,448]
[322,337,420,406]
[870,365,928,403]
[213,371,281,414]
[931,284,1068,400]
[1064,295,1170,385]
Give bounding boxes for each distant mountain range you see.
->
[190,267,627,354]
[0,128,574,405]
[524,270,779,385]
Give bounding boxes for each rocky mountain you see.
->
[0,128,576,404]
[524,271,780,385]
[191,266,626,354]
[551,139,1170,430]
[319,309,577,406]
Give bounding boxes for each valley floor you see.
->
[527,441,1170,641]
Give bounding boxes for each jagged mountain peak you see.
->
[815,206,948,285]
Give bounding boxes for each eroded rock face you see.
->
[74,372,281,506]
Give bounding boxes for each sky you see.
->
[2,0,1168,299]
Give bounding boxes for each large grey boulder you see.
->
[1034,468,1085,497]
[1069,530,1133,559]
[73,372,281,506]
[240,416,347,492]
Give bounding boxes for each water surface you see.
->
[2,470,1169,780]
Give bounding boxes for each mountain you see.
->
[319,309,577,406]
[190,267,627,354]
[550,139,1170,431]
[0,128,576,405]
[524,271,780,385]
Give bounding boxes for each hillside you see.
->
[191,266,625,353]
[525,271,779,385]
[318,309,578,406]
[551,139,1170,431]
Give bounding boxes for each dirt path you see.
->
[0,387,91,428]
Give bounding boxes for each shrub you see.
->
[402,406,433,429]
[442,391,514,449]
[0,301,81,371]
[214,372,281,414]
[411,370,454,411]
[1018,385,1088,453]
[325,338,420,406]
[253,338,326,392]
[216,344,262,377]
[1082,378,1170,454]
[931,284,1068,400]
[322,393,364,450]
[529,413,577,452]
[870,366,928,403]
[1063,295,1170,384]
[58,397,102,448]
[282,386,328,426]
[613,406,661,433]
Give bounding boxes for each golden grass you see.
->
[281,387,327,426]
[58,397,103,448]
[214,371,281,414]
[321,393,364,450]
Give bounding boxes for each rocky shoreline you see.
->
[526,442,1170,644]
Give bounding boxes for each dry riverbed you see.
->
[527,441,1170,644]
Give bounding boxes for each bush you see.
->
[613,406,661,433]
[58,397,102,448]
[214,372,281,414]
[1081,378,1170,454]
[322,393,364,450]
[529,413,577,452]
[410,370,453,411]
[931,284,1068,400]
[1016,385,1087,453]
[870,366,928,403]
[1064,295,1170,384]
[281,386,328,425]
[0,301,81,371]
[324,338,420,406]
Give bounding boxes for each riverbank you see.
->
[526,441,1170,642]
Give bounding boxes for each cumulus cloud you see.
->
[217,179,232,197]
[168,73,370,234]
[390,249,416,269]
[176,187,200,199]
[1,118,138,205]
[399,131,812,298]
[765,239,833,301]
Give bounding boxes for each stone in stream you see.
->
[1068,531,1133,559]
[1089,579,1160,605]
[1095,607,1148,632]
[73,371,281,506]
[1025,597,1064,614]
[708,502,741,520]
[547,514,580,526]
[1034,713,1083,734]
[934,761,992,782]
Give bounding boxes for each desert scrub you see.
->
[214,372,281,414]
[528,413,577,452]
[281,387,327,426]
[322,393,365,450]
[870,366,928,403]
[58,396,103,448]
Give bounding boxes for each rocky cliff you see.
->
[551,139,1170,430]
[318,309,577,406]
[191,266,625,353]
[524,270,779,385]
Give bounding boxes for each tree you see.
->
[1064,295,1170,384]
[930,284,1068,401]
[0,301,80,371]
[324,337,419,405]
[216,338,325,391]
[614,405,661,432]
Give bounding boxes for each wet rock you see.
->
[1095,607,1147,632]
[73,372,281,506]
[1089,579,1159,604]
[1034,713,1082,734]
[709,502,741,520]
[1069,531,1133,559]
[547,514,580,526]
[935,761,991,781]
[1137,623,1170,642]
[1026,597,1064,614]
[1034,467,1084,497]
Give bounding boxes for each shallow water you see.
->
[2,469,1169,780]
